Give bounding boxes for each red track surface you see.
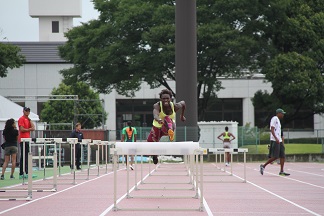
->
[0,162,323,216]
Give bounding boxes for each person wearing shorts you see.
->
[121,121,137,170]
[260,108,290,176]
[217,126,235,166]
[1,118,19,180]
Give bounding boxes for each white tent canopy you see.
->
[0,95,39,123]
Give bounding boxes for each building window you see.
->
[201,98,243,125]
[52,21,59,33]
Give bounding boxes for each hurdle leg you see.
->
[194,154,198,198]
[105,144,108,174]
[140,155,143,184]
[199,150,204,211]
[230,152,233,175]
[244,151,247,183]
[87,143,90,180]
[22,141,26,185]
[113,149,118,211]
[53,152,58,191]
[135,155,138,190]
[72,143,76,185]
[58,143,62,176]
[27,152,33,200]
[38,146,42,170]
[43,143,47,179]
[96,150,100,176]
[126,154,130,198]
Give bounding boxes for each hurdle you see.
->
[17,138,58,191]
[0,153,33,201]
[206,148,248,183]
[112,142,204,212]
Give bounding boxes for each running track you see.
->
[0,162,323,216]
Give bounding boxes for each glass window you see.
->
[52,21,59,33]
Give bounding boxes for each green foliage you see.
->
[0,43,25,77]
[40,82,107,129]
[252,0,324,125]
[59,0,261,120]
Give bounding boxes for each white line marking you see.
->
[99,164,213,216]
[241,178,321,215]
[99,169,154,215]
[252,168,324,189]
[287,169,324,177]
[233,167,321,216]
[0,169,120,215]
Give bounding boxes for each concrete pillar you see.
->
[175,0,198,141]
[242,98,255,126]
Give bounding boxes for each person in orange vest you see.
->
[217,126,236,166]
[121,121,137,170]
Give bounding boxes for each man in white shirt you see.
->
[260,108,290,176]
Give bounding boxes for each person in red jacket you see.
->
[18,107,36,179]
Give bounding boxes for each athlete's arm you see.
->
[153,103,163,124]
[174,101,186,122]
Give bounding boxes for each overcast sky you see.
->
[0,0,99,42]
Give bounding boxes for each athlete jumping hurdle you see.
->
[146,89,186,164]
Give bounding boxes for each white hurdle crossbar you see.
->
[112,141,204,212]
[208,148,248,183]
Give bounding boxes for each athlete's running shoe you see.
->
[168,129,174,141]
[260,164,264,175]
[152,156,158,165]
[279,172,290,176]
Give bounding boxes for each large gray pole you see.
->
[175,0,198,141]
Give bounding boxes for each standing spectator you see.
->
[70,123,84,170]
[146,89,186,164]
[18,107,36,179]
[217,126,236,166]
[1,118,18,180]
[260,108,290,176]
[121,121,137,170]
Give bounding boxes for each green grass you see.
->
[243,144,323,154]
[0,166,71,188]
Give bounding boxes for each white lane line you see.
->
[287,169,324,177]
[100,164,213,216]
[237,176,321,215]
[252,168,324,189]
[0,169,120,215]
[99,168,154,215]
[232,167,322,216]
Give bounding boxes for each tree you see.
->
[251,0,324,127]
[59,0,261,120]
[0,42,25,77]
[40,82,107,129]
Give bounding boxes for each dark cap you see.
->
[276,108,286,114]
[23,107,30,111]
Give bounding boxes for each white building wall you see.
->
[38,17,73,41]
[29,0,81,17]
[29,0,81,42]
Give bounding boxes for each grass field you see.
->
[0,166,72,188]
[243,144,323,154]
